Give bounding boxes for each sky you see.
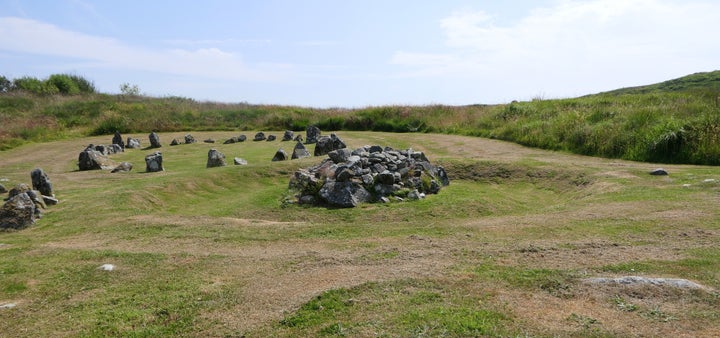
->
[1,0,719,107]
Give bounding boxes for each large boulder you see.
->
[148,132,161,148]
[314,133,346,156]
[207,149,227,168]
[282,130,294,141]
[78,148,114,171]
[319,181,372,208]
[145,152,164,172]
[30,168,53,197]
[0,192,38,230]
[306,125,321,144]
[291,141,311,160]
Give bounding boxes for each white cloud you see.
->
[392,0,720,97]
[0,17,289,82]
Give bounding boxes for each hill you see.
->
[598,70,720,95]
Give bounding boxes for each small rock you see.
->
[272,148,288,161]
[111,162,133,173]
[266,134,277,141]
[649,168,668,176]
[203,138,215,143]
[98,264,115,271]
[170,138,181,146]
[234,157,248,165]
[253,132,266,141]
[0,303,17,309]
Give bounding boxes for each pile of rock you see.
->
[1,168,58,230]
[289,145,449,207]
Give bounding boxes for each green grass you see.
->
[1,131,720,336]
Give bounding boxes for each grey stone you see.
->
[272,148,288,162]
[266,134,277,142]
[584,276,709,290]
[282,130,294,141]
[238,134,247,142]
[111,162,133,173]
[650,168,668,176]
[206,149,227,168]
[319,181,371,208]
[328,148,352,164]
[306,125,321,144]
[204,138,215,144]
[78,149,114,171]
[291,142,311,160]
[0,183,6,194]
[148,132,161,148]
[145,152,164,172]
[294,134,304,143]
[233,157,248,165]
[170,138,180,146]
[314,133,347,157]
[224,137,239,144]
[0,192,37,230]
[184,134,196,144]
[253,132,266,141]
[112,131,124,149]
[30,168,53,197]
[126,137,141,149]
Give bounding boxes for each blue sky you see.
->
[1,0,718,107]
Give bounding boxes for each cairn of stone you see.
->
[149,132,161,148]
[145,151,164,172]
[207,149,227,168]
[289,145,449,208]
[305,125,321,144]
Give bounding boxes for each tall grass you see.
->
[2,85,720,164]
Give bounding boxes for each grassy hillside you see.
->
[0,131,718,336]
[2,71,720,165]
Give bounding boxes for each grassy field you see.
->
[1,130,718,337]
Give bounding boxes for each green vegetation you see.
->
[3,71,720,165]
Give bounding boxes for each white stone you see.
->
[99,264,115,271]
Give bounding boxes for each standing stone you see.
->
[306,125,321,144]
[126,137,141,149]
[30,168,53,197]
[149,132,161,148]
[272,148,288,162]
[314,133,347,157]
[291,142,311,160]
[112,131,125,149]
[145,152,164,172]
[282,130,294,141]
[170,138,180,146]
[253,132,266,141]
[184,134,197,144]
[207,149,227,168]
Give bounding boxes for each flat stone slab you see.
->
[584,276,710,290]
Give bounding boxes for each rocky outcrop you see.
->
[306,125,321,144]
[149,132,161,148]
[207,149,227,168]
[314,133,346,156]
[289,145,449,207]
[145,152,164,172]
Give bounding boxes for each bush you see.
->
[47,74,81,95]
